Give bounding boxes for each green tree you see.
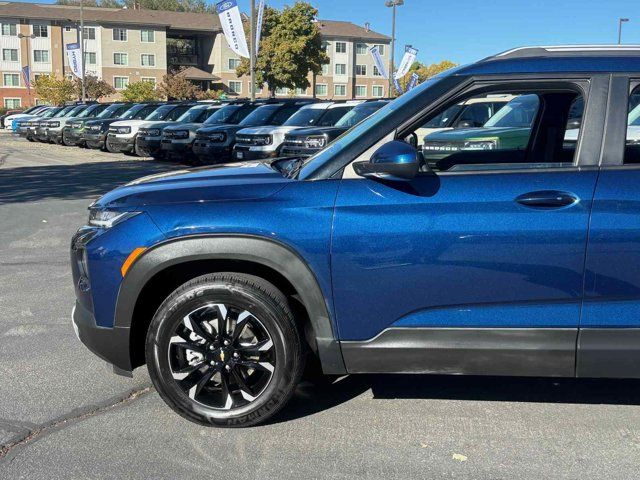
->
[121,80,161,102]
[33,75,76,105]
[158,70,200,100]
[236,2,328,97]
[74,75,115,101]
[123,0,211,12]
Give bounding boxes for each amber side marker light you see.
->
[121,247,147,277]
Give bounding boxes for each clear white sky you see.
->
[18,0,640,65]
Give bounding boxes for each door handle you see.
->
[515,191,578,209]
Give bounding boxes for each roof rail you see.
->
[488,45,640,60]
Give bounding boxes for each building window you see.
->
[295,87,306,95]
[64,26,72,32]
[334,84,346,97]
[113,28,127,41]
[113,76,128,89]
[33,50,50,63]
[4,98,21,108]
[355,64,367,76]
[140,29,155,42]
[275,87,289,95]
[141,77,156,86]
[1,23,17,36]
[372,85,384,98]
[321,63,329,76]
[84,52,97,65]
[335,41,347,54]
[315,84,327,96]
[373,65,382,77]
[229,80,242,94]
[2,49,18,62]
[228,58,241,70]
[335,63,346,75]
[374,44,385,56]
[114,52,128,65]
[3,74,20,87]
[356,43,367,55]
[355,85,367,97]
[33,24,48,38]
[141,54,155,67]
[82,27,96,40]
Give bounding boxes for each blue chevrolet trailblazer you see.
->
[71,46,640,427]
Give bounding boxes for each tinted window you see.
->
[77,104,106,118]
[146,105,175,121]
[456,103,495,127]
[239,105,281,126]
[625,90,640,164]
[424,104,463,128]
[204,105,242,125]
[283,107,325,127]
[334,103,386,128]
[97,104,129,119]
[272,106,301,125]
[176,106,209,123]
[317,106,352,126]
[484,95,540,128]
[166,105,192,121]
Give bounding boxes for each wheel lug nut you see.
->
[210,361,215,366]
[209,345,215,351]
[233,352,239,358]
[225,365,231,371]
[223,340,230,346]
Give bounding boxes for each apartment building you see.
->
[0,2,390,107]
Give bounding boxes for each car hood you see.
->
[237,126,298,135]
[286,126,348,138]
[424,126,531,142]
[7,113,36,122]
[95,161,292,208]
[165,122,203,132]
[110,119,148,128]
[196,124,244,134]
[85,118,121,127]
[143,121,174,130]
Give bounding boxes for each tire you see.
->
[105,140,119,153]
[134,143,145,157]
[62,131,73,146]
[146,273,305,427]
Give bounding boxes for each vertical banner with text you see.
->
[406,72,420,91]
[21,65,31,92]
[66,43,83,79]
[255,0,265,56]
[369,45,389,79]
[394,46,418,79]
[216,0,250,58]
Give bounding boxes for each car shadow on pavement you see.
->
[273,374,640,423]
[0,161,180,204]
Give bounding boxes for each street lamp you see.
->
[385,0,403,96]
[18,33,36,106]
[618,18,630,45]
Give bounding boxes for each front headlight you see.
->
[116,126,131,134]
[304,135,326,149]
[253,135,272,146]
[173,130,189,139]
[463,140,497,151]
[144,128,160,136]
[88,209,140,228]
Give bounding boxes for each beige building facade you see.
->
[0,2,391,107]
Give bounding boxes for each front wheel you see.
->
[146,273,305,427]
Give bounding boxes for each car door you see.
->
[331,78,606,376]
[578,76,640,378]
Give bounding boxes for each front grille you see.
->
[423,141,463,152]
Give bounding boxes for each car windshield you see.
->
[176,106,209,123]
[424,104,463,128]
[239,104,280,126]
[50,106,73,117]
[146,105,175,121]
[63,105,87,118]
[283,107,326,127]
[96,104,126,119]
[76,104,102,118]
[334,103,386,128]
[203,105,242,125]
[484,94,540,128]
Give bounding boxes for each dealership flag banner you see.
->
[393,77,404,95]
[255,0,265,55]
[407,72,420,91]
[66,42,83,79]
[394,46,418,79]
[21,65,31,92]
[369,45,388,79]
[216,0,250,58]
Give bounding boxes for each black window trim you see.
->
[396,76,604,177]
[600,75,635,168]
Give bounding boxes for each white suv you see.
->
[232,101,360,161]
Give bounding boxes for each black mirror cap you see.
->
[353,140,420,181]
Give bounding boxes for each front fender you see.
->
[114,234,346,374]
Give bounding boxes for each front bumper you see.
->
[106,134,135,153]
[160,139,193,156]
[192,141,233,162]
[72,300,132,373]
[232,145,276,161]
[47,129,63,143]
[83,131,107,149]
[34,127,49,142]
[136,136,162,156]
[280,145,320,158]
[65,128,85,146]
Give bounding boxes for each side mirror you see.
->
[353,140,420,182]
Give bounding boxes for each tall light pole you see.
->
[385,0,403,96]
[80,0,86,101]
[250,0,256,101]
[18,33,36,106]
[618,18,630,44]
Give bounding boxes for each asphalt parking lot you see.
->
[2,132,640,479]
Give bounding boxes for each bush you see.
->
[121,81,161,102]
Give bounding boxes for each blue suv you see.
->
[71,46,640,427]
